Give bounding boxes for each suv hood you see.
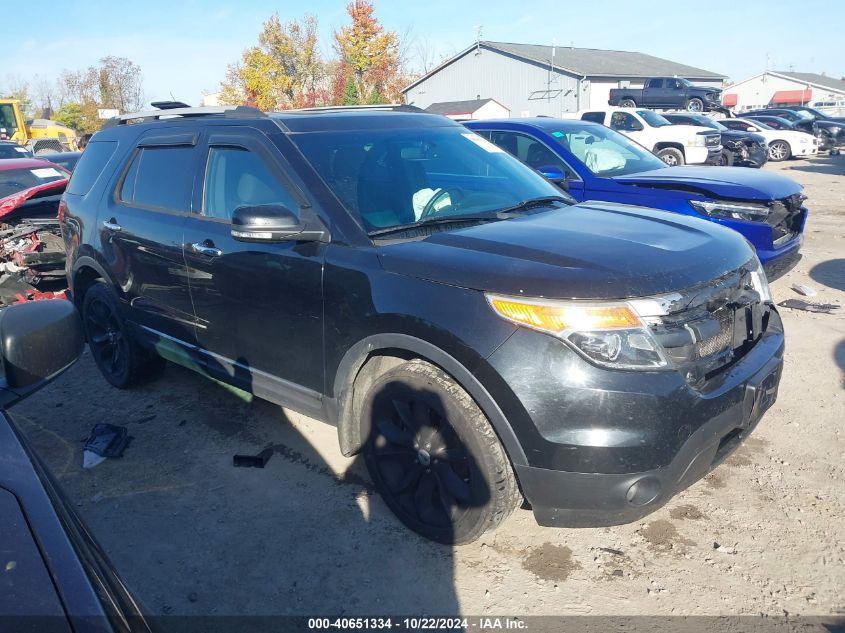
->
[613,166,801,200]
[377,203,752,300]
[652,125,715,142]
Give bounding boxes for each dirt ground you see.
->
[13,155,845,628]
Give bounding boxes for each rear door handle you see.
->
[102,218,122,232]
[189,241,223,257]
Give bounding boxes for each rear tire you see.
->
[768,140,791,161]
[361,360,520,544]
[82,283,165,388]
[619,98,636,108]
[656,147,685,166]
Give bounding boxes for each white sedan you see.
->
[721,118,818,161]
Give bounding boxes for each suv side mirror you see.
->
[231,204,328,243]
[0,300,84,409]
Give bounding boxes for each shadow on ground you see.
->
[809,258,845,292]
[13,354,467,623]
[784,153,845,176]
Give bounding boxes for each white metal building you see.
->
[722,71,845,112]
[403,41,725,118]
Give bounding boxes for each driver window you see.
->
[203,146,299,220]
[489,131,575,180]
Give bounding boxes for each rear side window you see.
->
[66,141,117,195]
[119,146,194,212]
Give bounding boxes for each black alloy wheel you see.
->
[362,361,519,544]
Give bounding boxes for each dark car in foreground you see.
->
[739,108,845,152]
[663,113,768,167]
[0,300,150,632]
[465,118,805,274]
[608,77,723,112]
[63,104,783,543]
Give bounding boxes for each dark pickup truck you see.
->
[609,77,724,112]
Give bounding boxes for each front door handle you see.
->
[102,218,122,232]
[189,241,223,257]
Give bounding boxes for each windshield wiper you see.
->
[495,195,570,215]
[368,214,500,238]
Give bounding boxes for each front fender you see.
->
[329,332,528,467]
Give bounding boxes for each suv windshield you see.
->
[636,110,672,127]
[548,124,667,176]
[291,126,562,233]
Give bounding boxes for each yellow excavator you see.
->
[0,98,79,154]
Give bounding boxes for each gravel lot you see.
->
[13,155,845,628]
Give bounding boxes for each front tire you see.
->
[719,149,734,166]
[82,283,164,388]
[656,147,685,166]
[361,360,520,544]
[768,140,791,161]
[686,97,704,112]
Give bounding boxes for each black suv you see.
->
[62,104,784,544]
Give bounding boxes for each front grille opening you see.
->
[712,427,743,466]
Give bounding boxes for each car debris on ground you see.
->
[82,423,131,469]
[778,298,840,314]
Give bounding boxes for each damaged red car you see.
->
[0,158,69,305]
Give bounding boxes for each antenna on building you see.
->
[475,25,483,55]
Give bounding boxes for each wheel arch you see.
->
[653,141,685,154]
[329,333,528,468]
[70,256,113,309]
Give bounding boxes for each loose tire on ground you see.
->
[656,147,685,166]
[82,282,165,388]
[361,359,521,544]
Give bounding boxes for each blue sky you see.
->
[4,0,843,107]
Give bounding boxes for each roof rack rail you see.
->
[101,105,265,129]
[283,104,425,114]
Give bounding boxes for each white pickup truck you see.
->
[566,107,722,166]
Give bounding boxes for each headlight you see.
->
[798,136,810,143]
[486,295,668,369]
[748,256,772,303]
[689,199,770,221]
[690,135,707,147]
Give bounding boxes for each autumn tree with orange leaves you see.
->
[333,0,403,104]
[219,3,409,109]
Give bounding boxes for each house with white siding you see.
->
[403,41,725,118]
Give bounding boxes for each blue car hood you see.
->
[613,166,802,201]
[378,202,753,300]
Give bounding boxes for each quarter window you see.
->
[202,147,298,220]
[119,145,195,211]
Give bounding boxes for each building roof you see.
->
[404,41,725,93]
[772,71,845,94]
[425,98,503,115]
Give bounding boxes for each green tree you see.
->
[52,102,83,131]
[341,74,358,105]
